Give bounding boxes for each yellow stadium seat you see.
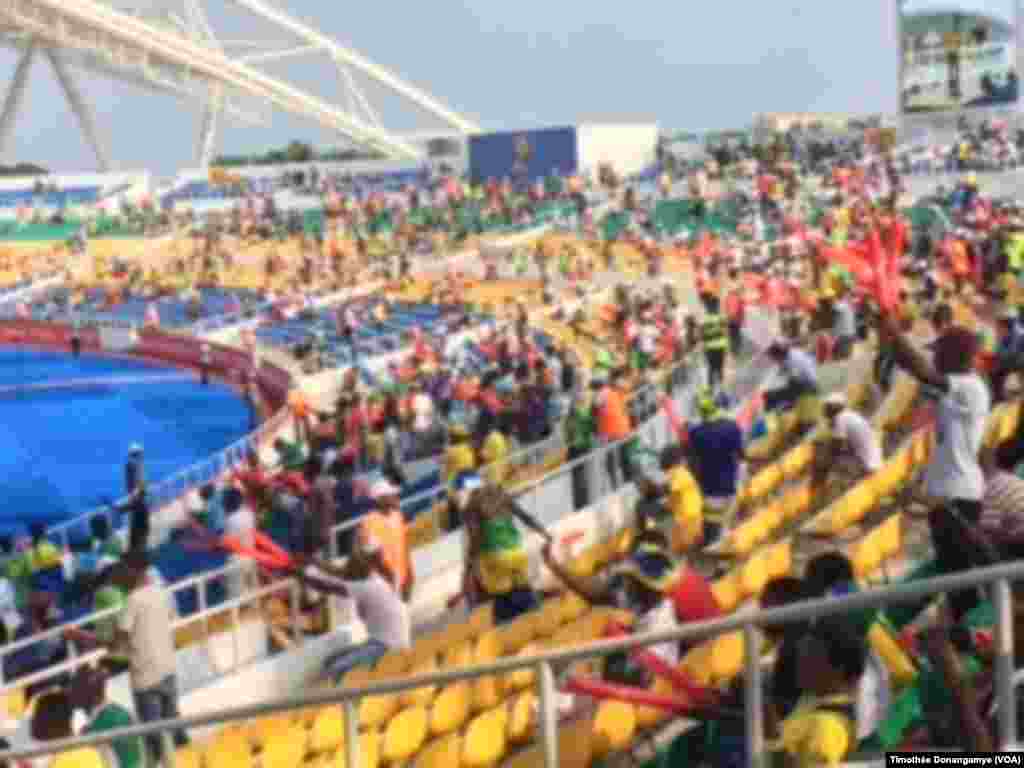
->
[246,714,291,751]
[497,612,540,654]
[745,464,782,502]
[634,677,673,729]
[766,539,792,580]
[505,643,542,691]
[1003,401,1022,442]
[711,632,745,683]
[262,727,306,768]
[592,700,637,758]
[782,441,813,479]
[417,734,463,768]
[431,681,472,736]
[560,716,597,768]
[820,483,876,534]
[473,674,504,712]
[611,528,634,559]
[443,641,474,669]
[535,600,564,637]
[746,432,779,463]
[507,690,537,744]
[399,654,438,708]
[434,622,475,658]
[741,552,769,598]
[340,666,373,691]
[556,591,589,624]
[311,707,345,754]
[355,730,381,768]
[781,482,813,521]
[49,748,107,768]
[468,603,495,636]
[877,515,902,560]
[175,746,203,768]
[206,725,251,764]
[475,629,503,663]
[382,705,429,763]
[679,643,714,687]
[372,649,410,681]
[711,571,742,614]
[852,538,883,580]
[462,709,508,768]
[567,549,598,578]
[359,690,400,731]
[728,520,759,557]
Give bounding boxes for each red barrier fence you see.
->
[0,320,292,410]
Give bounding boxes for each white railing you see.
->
[46,406,290,550]
[2,560,1021,768]
[0,570,300,695]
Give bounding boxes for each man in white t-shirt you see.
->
[296,542,411,681]
[222,487,257,598]
[878,315,991,621]
[817,394,883,482]
[110,550,189,763]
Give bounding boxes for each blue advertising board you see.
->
[468,126,578,185]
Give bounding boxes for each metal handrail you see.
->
[1,558,1020,766]
[0,576,300,695]
[45,406,290,546]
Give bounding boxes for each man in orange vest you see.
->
[595,370,634,490]
[358,480,415,600]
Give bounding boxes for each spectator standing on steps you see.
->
[108,550,189,764]
[877,313,990,622]
[700,295,729,391]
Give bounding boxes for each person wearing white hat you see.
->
[124,444,144,498]
[814,393,883,487]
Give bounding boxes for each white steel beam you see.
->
[239,43,320,64]
[196,84,222,167]
[1,0,424,159]
[0,42,36,163]
[45,47,111,171]
[220,0,481,134]
[338,63,381,128]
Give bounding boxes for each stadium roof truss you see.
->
[0,0,482,170]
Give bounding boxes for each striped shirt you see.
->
[980,471,1024,542]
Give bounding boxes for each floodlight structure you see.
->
[0,0,482,171]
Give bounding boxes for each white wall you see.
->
[576,123,659,178]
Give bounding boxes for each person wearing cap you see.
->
[70,664,145,768]
[814,394,883,486]
[876,310,991,622]
[124,444,144,498]
[541,533,681,680]
[358,480,414,601]
[687,389,746,542]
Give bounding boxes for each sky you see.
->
[0,0,902,175]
